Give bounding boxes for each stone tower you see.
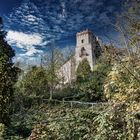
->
[58,29,101,84]
[75,29,101,70]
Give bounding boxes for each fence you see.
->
[42,98,109,108]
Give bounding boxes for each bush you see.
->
[18,66,49,97]
[53,83,78,100]
[104,57,140,139]
[75,53,112,102]
[0,18,18,126]
[0,123,5,140]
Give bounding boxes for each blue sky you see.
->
[0,0,125,64]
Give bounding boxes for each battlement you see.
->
[76,29,93,36]
[76,29,96,47]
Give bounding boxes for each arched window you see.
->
[79,47,88,57]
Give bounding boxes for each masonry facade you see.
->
[59,29,101,84]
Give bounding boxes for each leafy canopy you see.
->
[76,58,91,82]
[0,17,18,126]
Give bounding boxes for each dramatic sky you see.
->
[0,0,126,65]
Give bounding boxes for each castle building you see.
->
[59,29,101,84]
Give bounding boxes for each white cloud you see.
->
[6,30,43,46]
[24,47,43,56]
[25,15,37,22]
[6,30,44,57]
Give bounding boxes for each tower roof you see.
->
[76,29,93,36]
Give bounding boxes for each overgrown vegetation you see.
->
[0,0,140,139]
[0,18,19,126]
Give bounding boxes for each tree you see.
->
[17,66,49,98]
[76,58,91,82]
[42,46,64,100]
[113,0,140,57]
[75,50,112,102]
[0,17,18,126]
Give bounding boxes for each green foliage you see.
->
[75,52,112,102]
[26,104,129,140]
[76,58,91,82]
[16,66,49,98]
[27,105,102,140]
[104,57,140,103]
[46,65,61,99]
[2,1,140,139]
[104,56,140,139]
[0,17,18,126]
[0,123,5,140]
[43,48,65,100]
[53,83,77,100]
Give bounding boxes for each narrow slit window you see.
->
[81,39,84,43]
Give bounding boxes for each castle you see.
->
[59,29,102,84]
